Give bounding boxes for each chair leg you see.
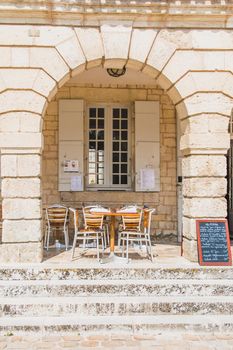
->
[64,226,69,251]
[102,234,105,253]
[139,233,142,250]
[46,227,51,251]
[71,231,78,260]
[67,227,69,249]
[83,234,87,249]
[122,237,125,257]
[96,233,100,261]
[64,228,67,250]
[126,234,129,263]
[118,232,121,249]
[106,225,109,246]
[44,226,48,249]
[103,229,107,249]
[147,234,154,262]
[145,236,149,255]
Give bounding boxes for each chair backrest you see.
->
[46,205,68,228]
[143,208,155,233]
[82,205,104,230]
[120,206,143,231]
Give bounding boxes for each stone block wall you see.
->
[0,149,43,262]
[0,20,231,262]
[42,83,177,239]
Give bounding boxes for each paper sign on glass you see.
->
[64,160,79,172]
[70,175,82,191]
[140,168,155,190]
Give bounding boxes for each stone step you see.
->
[0,314,233,335]
[0,266,233,281]
[1,279,233,297]
[1,295,233,317]
[1,266,233,335]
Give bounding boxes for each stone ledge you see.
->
[0,0,231,16]
[0,1,232,28]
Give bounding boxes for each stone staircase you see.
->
[0,266,233,334]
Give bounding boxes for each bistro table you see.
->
[91,208,149,264]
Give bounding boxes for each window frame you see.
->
[85,102,132,191]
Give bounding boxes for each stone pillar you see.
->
[0,148,43,263]
[180,113,229,261]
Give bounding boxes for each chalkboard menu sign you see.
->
[196,220,232,266]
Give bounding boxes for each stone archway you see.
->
[0,25,232,262]
[42,66,179,253]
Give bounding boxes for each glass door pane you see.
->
[88,107,105,185]
[112,108,129,185]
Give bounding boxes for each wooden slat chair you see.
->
[119,208,155,263]
[117,205,143,248]
[83,205,109,248]
[44,204,69,251]
[70,207,105,261]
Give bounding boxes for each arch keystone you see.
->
[101,25,131,60]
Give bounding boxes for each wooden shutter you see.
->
[135,101,160,192]
[59,100,84,191]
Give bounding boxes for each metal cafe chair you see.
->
[119,208,155,263]
[117,205,143,248]
[44,204,69,251]
[83,205,110,249]
[70,207,105,261]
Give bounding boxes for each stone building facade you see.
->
[0,0,232,263]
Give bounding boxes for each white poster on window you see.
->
[70,175,82,191]
[140,168,155,191]
[64,160,79,172]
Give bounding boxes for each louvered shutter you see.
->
[135,101,160,192]
[58,100,84,191]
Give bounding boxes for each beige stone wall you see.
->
[0,21,232,262]
[42,83,177,238]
